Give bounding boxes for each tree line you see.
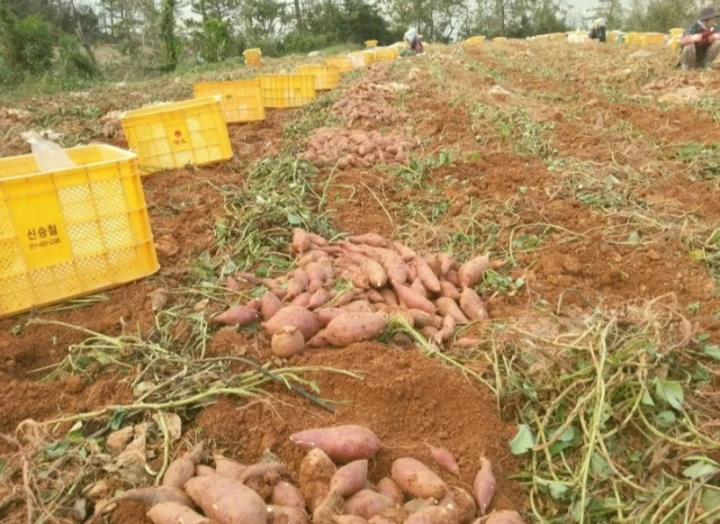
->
[0,0,704,87]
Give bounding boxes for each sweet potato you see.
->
[147,502,211,524]
[404,505,455,524]
[415,258,441,294]
[267,505,309,524]
[272,326,306,357]
[298,251,329,267]
[348,233,388,247]
[378,306,414,326]
[402,499,436,514]
[458,255,490,289]
[440,487,477,524]
[162,443,204,489]
[439,281,461,300]
[292,292,312,308]
[332,289,358,308]
[459,289,489,321]
[391,458,447,500]
[307,289,331,310]
[226,276,241,292]
[196,465,216,477]
[335,516,368,524]
[473,456,496,516]
[342,300,374,313]
[285,277,308,301]
[212,305,259,326]
[379,289,399,306]
[330,460,368,497]
[291,425,383,462]
[185,475,267,523]
[308,280,324,293]
[347,253,388,289]
[367,508,407,524]
[214,456,247,480]
[436,298,469,324]
[345,490,395,519]
[392,242,416,262]
[262,306,320,340]
[432,315,456,345]
[315,308,345,326]
[305,262,329,284]
[307,330,329,348]
[313,492,344,523]
[324,312,388,347]
[392,282,436,314]
[308,233,329,247]
[483,510,526,523]
[406,262,418,282]
[420,326,438,338]
[272,481,306,510]
[408,309,442,329]
[292,269,311,287]
[444,270,460,287]
[365,289,384,303]
[454,337,479,348]
[378,252,408,284]
[247,299,262,310]
[239,462,289,484]
[299,448,337,511]
[103,487,193,512]
[376,478,403,506]
[293,229,312,254]
[410,278,428,298]
[438,254,455,276]
[261,292,284,321]
[426,444,460,476]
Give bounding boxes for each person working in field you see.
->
[400,28,424,57]
[588,18,607,42]
[679,6,720,70]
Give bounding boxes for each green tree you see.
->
[0,10,55,73]
[160,0,180,69]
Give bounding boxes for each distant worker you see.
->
[401,28,424,56]
[679,6,720,70]
[588,18,607,42]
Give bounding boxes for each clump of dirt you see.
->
[195,341,525,513]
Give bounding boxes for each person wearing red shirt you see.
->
[679,6,720,70]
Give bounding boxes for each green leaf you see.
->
[546,481,568,499]
[287,213,302,225]
[0,459,6,474]
[701,488,720,512]
[683,461,720,479]
[655,410,676,427]
[108,409,126,431]
[44,441,70,457]
[702,345,720,361]
[654,378,684,411]
[628,231,641,244]
[591,452,612,480]
[690,249,706,261]
[510,424,535,455]
[558,426,575,442]
[641,390,655,406]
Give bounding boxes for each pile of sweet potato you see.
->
[213,229,498,356]
[332,81,409,129]
[99,424,525,523]
[297,127,416,170]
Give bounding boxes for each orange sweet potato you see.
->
[426,444,460,476]
[439,281,461,300]
[376,478,403,506]
[330,460,368,497]
[432,315,456,345]
[436,298,469,324]
[308,288,331,310]
[392,282,436,314]
[267,505,308,524]
[212,306,259,326]
[214,456,247,480]
[299,448,337,511]
[262,306,320,340]
[323,312,388,347]
[147,502,211,524]
[459,289,489,321]
[272,481,306,510]
[291,425,383,462]
[184,475,267,523]
[483,510,526,523]
[272,326,305,357]
[404,505,454,524]
[162,443,204,490]
[345,490,395,520]
[261,292,284,321]
[292,229,312,254]
[440,487,477,524]
[348,233,388,247]
[415,258,441,294]
[391,458,447,500]
[473,456,495,516]
[458,255,490,289]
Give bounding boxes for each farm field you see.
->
[2,40,720,523]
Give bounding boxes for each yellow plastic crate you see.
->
[194,79,265,124]
[625,32,642,45]
[670,27,684,38]
[243,48,262,66]
[374,48,398,62]
[257,74,316,108]
[641,32,666,46]
[363,50,377,64]
[365,40,378,48]
[295,65,340,90]
[349,52,370,68]
[466,36,486,45]
[0,145,159,318]
[607,30,621,43]
[325,56,353,74]
[120,96,233,174]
